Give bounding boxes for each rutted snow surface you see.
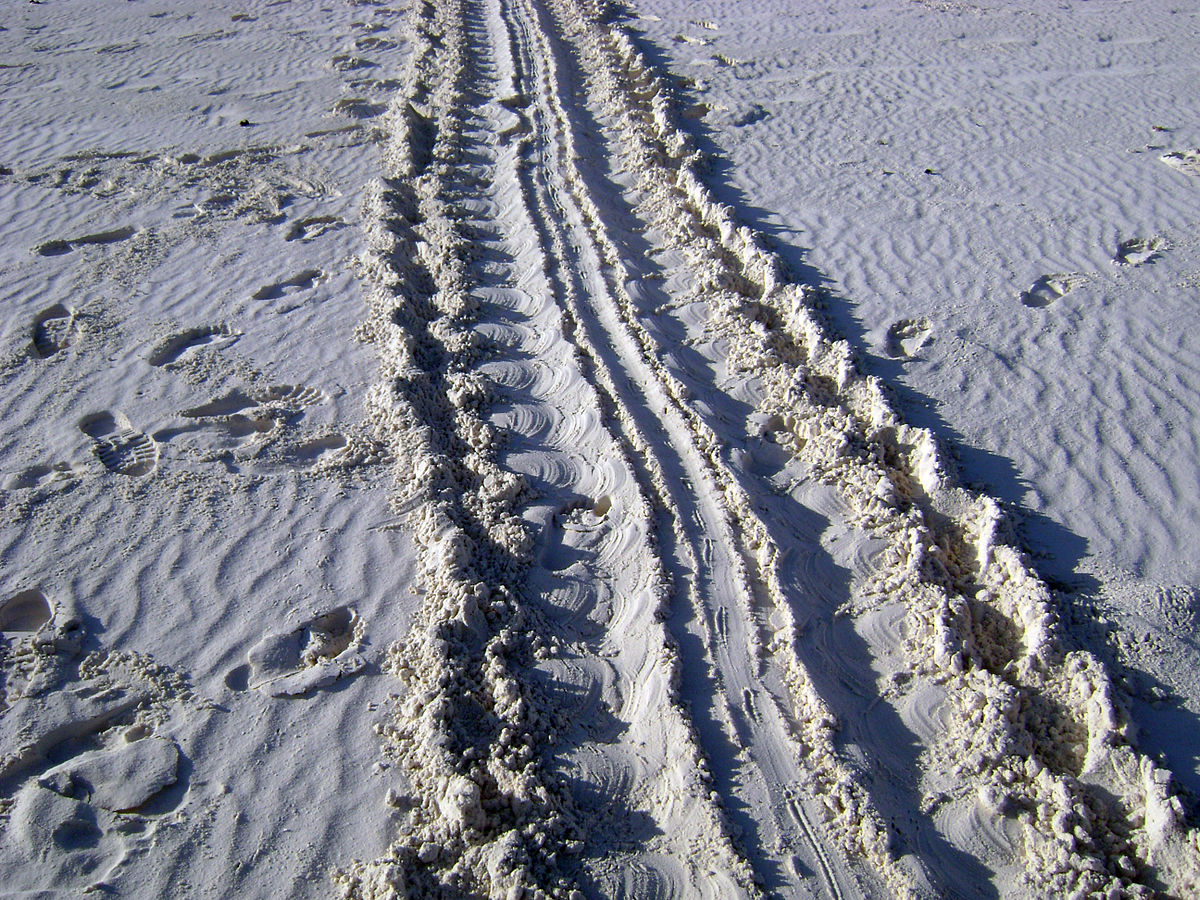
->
[2,0,1199,898]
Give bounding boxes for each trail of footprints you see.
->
[0,589,191,892]
[23,148,326,234]
[16,118,359,479]
[60,367,350,480]
[20,210,355,482]
[325,5,408,129]
[1,5,407,891]
[1015,234,1164,309]
[19,303,358,479]
[883,230,1169,346]
[3,24,399,500]
[886,231,1165,349]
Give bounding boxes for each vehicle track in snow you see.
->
[337,0,756,896]
[338,0,1200,897]
[496,0,910,895]
[545,3,1200,898]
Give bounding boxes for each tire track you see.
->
[336,0,756,896]
[470,0,760,891]
[541,1,1200,897]
[503,0,918,894]
[498,0,882,893]
[338,0,1200,897]
[332,3,582,896]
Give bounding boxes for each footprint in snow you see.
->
[0,588,53,634]
[333,97,386,119]
[2,462,78,492]
[153,413,276,457]
[78,412,159,477]
[354,35,398,52]
[733,104,769,127]
[331,54,376,72]
[0,588,80,710]
[253,383,327,408]
[179,384,324,419]
[38,733,181,814]
[885,317,933,358]
[147,324,239,367]
[30,304,75,359]
[33,226,135,258]
[1113,236,1162,267]
[284,216,343,242]
[284,433,350,469]
[251,269,323,302]
[1160,149,1200,177]
[154,384,337,468]
[1019,273,1088,308]
[245,606,365,697]
[0,599,187,891]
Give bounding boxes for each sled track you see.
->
[338,0,1200,898]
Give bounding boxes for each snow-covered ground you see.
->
[0,0,415,894]
[628,0,1200,811]
[1,0,1198,898]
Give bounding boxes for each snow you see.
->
[2,0,1198,897]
